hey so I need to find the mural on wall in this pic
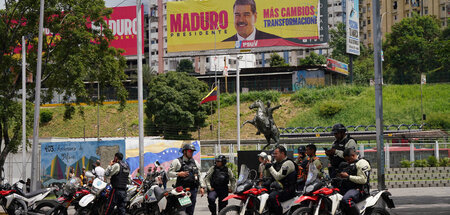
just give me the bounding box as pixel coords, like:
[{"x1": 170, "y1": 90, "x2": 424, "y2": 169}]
[
  {"x1": 293, "y1": 70, "x2": 325, "y2": 91},
  {"x1": 40, "y1": 140, "x2": 125, "y2": 185},
  {"x1": 126, "y1": 140, "x2": 200, "y2": 178}
]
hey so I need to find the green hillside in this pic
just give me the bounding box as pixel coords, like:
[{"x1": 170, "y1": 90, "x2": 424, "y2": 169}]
[{"x1": 39, "y1": 83, "x2": 449, "y2": 139}]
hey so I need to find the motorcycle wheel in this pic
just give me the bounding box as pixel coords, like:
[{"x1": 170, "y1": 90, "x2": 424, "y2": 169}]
[
  {"x1": 6, "y1": 199, "x2": 26, "y2": 215},
  {"x1": 365, "y1": 207, "x2": 390, "y2": 215},
  {"x1": 291, "y1": 207, "x2": 313, "y2": 215},
  {"x1": 132, "y1": 207, "x2": 162, "y2": 215},
  {"x1": 76, "y1": 207, "x2": 92, "y2": 215},
  {"x1": 34, "y1": 200, "x2": 57, "y2": 214},
  {"x1": 45, "y1": 205, "x2": 68, "y2": 215},
  {"x1": 218, "y1": 205, "x2": 240, "y2": 215}
]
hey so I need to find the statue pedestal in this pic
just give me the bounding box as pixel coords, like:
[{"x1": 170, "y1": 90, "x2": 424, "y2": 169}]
[{"x1": 236, "y1": 150, "x2": 295, "y2": 173}]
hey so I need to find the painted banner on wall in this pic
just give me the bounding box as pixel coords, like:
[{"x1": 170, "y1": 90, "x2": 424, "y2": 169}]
[
  {"x1": 167, "y1": 0, "x2": 327, "y2": 52},
  {"x1": 40, "y1": 140, "x2": 125, "y2": 185},
  {"x1": 126, "y1": 140, "x2": 201, "y2": 178}
]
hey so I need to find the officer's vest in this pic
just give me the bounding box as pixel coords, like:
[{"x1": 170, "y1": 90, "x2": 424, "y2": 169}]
[
  {"x1": 342, "y1": 159, "x2": 370, "y2": 193},
  {"x1": 330, "y1": 136, "x2": 356, "y2": 168},
  {"x1": 211, "y1": 166, "x2": 229, "y2": 189},
  {"x1": 175, "y1": 157, "x2": 199, "y2": 189},
  {"x1": 111, "y1": 161, "x2": 130, "y2": 190},
  {"x1": 273, "y1": 158, "x2": 298, "y2": 191}
]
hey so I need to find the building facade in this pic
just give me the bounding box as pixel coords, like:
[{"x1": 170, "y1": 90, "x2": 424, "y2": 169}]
[{"x1": 360, "y1": 0, "x2": 449, "y2": 46}]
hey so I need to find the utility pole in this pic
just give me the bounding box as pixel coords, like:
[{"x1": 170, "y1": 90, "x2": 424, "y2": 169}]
[
  {"x1": 137, "y1": 0, "x2": 145, "y2": 177},
  {"x1": 236, "y1": 56, "x2": 241, "y2": 151},
  {"x1": 22, "y1": 36, "x2": 27, "y2": 182},
  {"x1": 31, "y1": 0, "x2": 45, "y2": 192},
  {"x1": 372, "y1": 0, "x2": 385, "y2": 190}
]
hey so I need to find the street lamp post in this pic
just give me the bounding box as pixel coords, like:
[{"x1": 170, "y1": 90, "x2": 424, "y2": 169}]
[{"x1": 372, "y1": 0, "x2": 385, "y2": 190}]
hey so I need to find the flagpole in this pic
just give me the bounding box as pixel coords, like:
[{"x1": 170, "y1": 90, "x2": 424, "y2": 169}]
[{"x1": 217, "y1": 79, "x2": 221, "y2": 154}]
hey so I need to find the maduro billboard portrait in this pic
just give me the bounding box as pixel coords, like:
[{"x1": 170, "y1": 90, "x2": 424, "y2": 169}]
[{"x1": 167, "y1": 0, "x2": 326, "y2": 52}]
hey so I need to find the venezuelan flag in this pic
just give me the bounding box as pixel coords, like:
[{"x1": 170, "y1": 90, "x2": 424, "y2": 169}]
[{"x1": 200, "y1": 86, "x2": 217, "y2": 104}]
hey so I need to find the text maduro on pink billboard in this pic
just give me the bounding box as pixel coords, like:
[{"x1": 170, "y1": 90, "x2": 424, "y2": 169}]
[{"x1": 106, "y1": 6, "x2": 144, "y2": 56}]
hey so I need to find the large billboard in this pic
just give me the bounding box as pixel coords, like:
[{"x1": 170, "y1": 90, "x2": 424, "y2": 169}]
[
  {"x1": 345, "y1": 0, "x2": 360, "y2": 55},
  {"x1": 167, "y1": 0, "x2": 327, "y2": 53},
  {"x1": 105, "y1": 5, "x2": 144, "y2": 56}
]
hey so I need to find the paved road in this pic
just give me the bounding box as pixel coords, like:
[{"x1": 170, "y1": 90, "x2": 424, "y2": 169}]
[{"x1": 194, "y1": 187, "x2": 450, "y2": 215}]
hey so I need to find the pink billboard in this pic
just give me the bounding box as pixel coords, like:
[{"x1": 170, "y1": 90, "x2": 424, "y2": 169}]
[
  {"x1": 12, "y1": 6, "x2": 144, "y2": 56},
  {"x1": 106, "y1": 5, "x2": 144, "y2": 56}
]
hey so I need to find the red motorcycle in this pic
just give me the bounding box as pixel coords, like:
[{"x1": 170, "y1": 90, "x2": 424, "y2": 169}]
[{"x1": 47, "y1": 177, "x2": 91, "y2": 215}]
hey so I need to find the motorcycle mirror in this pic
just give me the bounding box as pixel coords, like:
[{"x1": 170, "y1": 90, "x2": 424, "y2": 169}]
[
  {"x1": 19, "y1": 180, "x2": 26, "y2": 184},
  {"x1": 155, "y1": 161, "x2": 160, "y2": 166}
]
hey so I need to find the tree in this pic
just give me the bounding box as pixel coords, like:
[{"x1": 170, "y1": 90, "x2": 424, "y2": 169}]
[
  {"x1": 328, "y1": 22, "x2": 348, "y2": 63},
  {"x1": 0, "y1": 0, "x2": 127, "y2": 172},
  {"x1": 299, "y1": 52, "x2": 327, "y2": 66},
  {"x1": 384, "y1": 15, "x2": 442, "y2": 84},
  {"x1": 269, "y1": 53, "x2": 289, "y2": 67},
  {"x1": 145, "y1": 71, "x2": 210, "y2": 139},
  {"x1": 176, "y1": 59, "x2": 194, "y2": 73}
]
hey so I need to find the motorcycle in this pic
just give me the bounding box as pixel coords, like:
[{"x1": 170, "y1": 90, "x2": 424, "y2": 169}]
[
  {"x1": 291, "y1": 179, "x2": 395, "y2": 215},
  {"x1": 76, "y1": 171, "x2": 144, "y2": 215},
  {"x1": 219, "y1": 165, "x2": 302, "y2": 215},
  {"x1": 131, "y1": 161, "x2": 191, "y2": 215},
  {"x1": 47, "y1": 177, "x2": 90, "y2": 215},
  {"x1": 0, "y1": 179, "x2": 58, "y2": 215}
]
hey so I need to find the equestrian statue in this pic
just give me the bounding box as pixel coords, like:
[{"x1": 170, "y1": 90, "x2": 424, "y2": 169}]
[{"x1": 242, "y1": 100, "x2": 281, "y2": 150}]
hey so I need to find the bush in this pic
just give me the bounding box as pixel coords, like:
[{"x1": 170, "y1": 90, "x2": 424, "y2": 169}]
[
  {"x1": 400, "y1": 159, "x2": 412, "y2": 168},
  {"x1": 413, "y1": 159, "x2": 429, "y2": 167},
  {"x1": 318, "y1": 101, "x2": 343, "y2": 117},
  {"x1": 226, "y1": 162, "x2": 238, "y2": 179},
  {"x1": 40, "y1": 109, "x2": 53, "y2": 125},
  {"x1": 290, "y1": 85, "x2": 364, "y2": 104},
  {"x1": 426, "y1": 113, "x2": 450, "y2": 130},
  {"x1": 439, "y1": 157, "x2": 450, "y2": 167},
  {"x1": 427, "y1": 156, "x2": 438, "y2": 167}
]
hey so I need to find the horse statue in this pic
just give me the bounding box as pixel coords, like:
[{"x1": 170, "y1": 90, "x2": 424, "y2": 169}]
[{"x1": 242, "y1": 100, "x2": 281, "y2": 150}]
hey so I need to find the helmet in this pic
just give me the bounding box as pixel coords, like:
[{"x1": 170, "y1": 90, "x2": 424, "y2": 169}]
[
  {"x1": 331, "y1": 123, "x2": 347, "y2": 134},
  {"x1": 257, "y1": 152, "x2": 268, "y2": 158},
  {"x1": 215, "y1": 155, "x2": 227, "y2": 165},
  {"x1": 297, "y1": 146, "x2": 306, "y2": 154},
  {"x1": 181, "y1": 143, "x2": 196, "y2": 152}
]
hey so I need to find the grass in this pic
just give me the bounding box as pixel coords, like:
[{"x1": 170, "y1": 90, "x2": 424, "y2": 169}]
[
  {"x1": 287, "y1": 83, "x2": 450, "y2": 128},
  {"x1": 39, "y1": 83, "x2": 449, "y2": 138}
]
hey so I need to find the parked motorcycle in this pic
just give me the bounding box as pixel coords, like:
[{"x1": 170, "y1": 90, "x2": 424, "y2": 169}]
[
  {"x1": 47, "y1": 177, "x2": 90, "y2": 215},
  {"x1": 219, "y1": 164, "x2": 302, "y2": 215},
  {"x1": 0, "y1": 179, "x2": 58, "y2": 215},
  {"x1": 131, "y1": 161, "x2": 191, "y2": 215},
  {"x1": 291, "y1": 179, "x2": 395, "y2": 215}
]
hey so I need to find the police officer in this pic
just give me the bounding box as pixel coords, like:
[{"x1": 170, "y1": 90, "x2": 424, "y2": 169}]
[
  {"x1": 265, "y1": 146, "x2": 298, "y2": 215},
  {"x1": 104, "y1": 152, "x2": 130, "y2": 215},
  {"x1": 204, "y1": 155, "x2": 236, "y2": 215},
  {"x1": 326, "y1": 123, "x2": 357, "y2": 178},
  {"x1": 168, "y1": 143, "x2": 205, "y2": 215},
  {"x1": 338, "y1": 148, "x2": 371, "y2": 215},
  {"x1": 296, "y1": 146, "x2": 308, "y2": 191}
]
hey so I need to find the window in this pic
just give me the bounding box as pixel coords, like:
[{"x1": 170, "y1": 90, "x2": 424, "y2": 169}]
[
  {"x1": 425, "y1": 9, "x2": 428, "y2": 14},
  {"x1": 329, "y1": 14, "x2": 333, "y2": 17},
  {"x1": 443, "y1": 6, "x2": 446, "y2": 11},
  {"x1": 368, "y1": 31, "x2": 371, "y2": 38},
  {"x1": 206, "y1": 57, "x2": 209, "y2": 63},
  {"x1": 393, "y1": 1, "x2": 398, "y2": 10},
  {"x1": 405, "y1": 0, "x2": 408, "y2": 4},
  {"x1": 394, "y1": 15, "x2": 397, "y2": 20}
]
